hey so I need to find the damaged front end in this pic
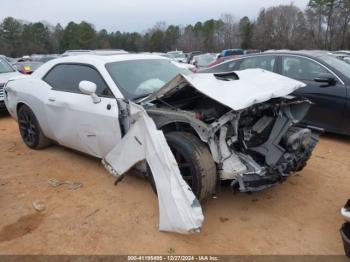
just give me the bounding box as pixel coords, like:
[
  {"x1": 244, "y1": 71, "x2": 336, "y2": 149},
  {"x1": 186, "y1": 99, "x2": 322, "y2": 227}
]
[
  {"x1": 101, "y1": 69, "x2": 319, "y2": 234},
  {"x1": 217, "y1": 98, "x2": 318, "y2": 192},
  {"x1": 141, "y1": 69, "x2": 319, "y2": 193}
]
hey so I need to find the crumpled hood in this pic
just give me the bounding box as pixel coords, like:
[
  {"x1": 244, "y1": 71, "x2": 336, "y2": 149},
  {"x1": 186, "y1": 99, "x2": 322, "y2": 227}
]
[{"x1": 142, "y1": 69, "x2": 306, "y2": 111}]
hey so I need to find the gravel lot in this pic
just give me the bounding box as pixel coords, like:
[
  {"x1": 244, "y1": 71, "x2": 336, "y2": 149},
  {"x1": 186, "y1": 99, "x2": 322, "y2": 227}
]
[{"x1": 0, "y1": 113, "x2": 349, "y2": 255}]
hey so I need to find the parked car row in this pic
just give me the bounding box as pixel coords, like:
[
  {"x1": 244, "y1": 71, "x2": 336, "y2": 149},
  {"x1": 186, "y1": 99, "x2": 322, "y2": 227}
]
[
  {"x1": 2, "y1": 48, "x2": 350, "y2": 137},
  {"x1": 3, "y1": 50, "x2": 130, "y2": 77},
  {"x1": 334, "y1": 51, "x2": 350, "y2": 64},
  {"x1": 0, "y1": 55, "x2": 21, "y2": 111},
  {"x1": 199, "y1": 50, "x2": 350, "y2": 136}
]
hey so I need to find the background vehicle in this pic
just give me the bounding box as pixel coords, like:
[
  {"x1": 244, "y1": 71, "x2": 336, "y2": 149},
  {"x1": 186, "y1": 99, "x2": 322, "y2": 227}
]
[
  {"x1": 333, "y1": 53, "x2": 350, "y2": 64},
  {"x1": 186, "y1": 51, "x2": 202, "y2": 64},
  {"x1": 4, "y1": 54, "x2": 318, "y2": 201},
  {"x1": 207, "y1": 53, "x2": 243, "y2": 68},
  {"x1": 166, "y1": 51, "x2": 186, "y2": 63},
  {"x1": 0, "y1": 55, "x2": 20, "y2": 111},
  {"x1": 244, "y1": 49, "x2": 261, "y2": 54},
  {"x1": 61, "y1": 49, "x2": 128, "y2": 56},
  {"x1": 4, "y1": 56, "x2": 17, "y2": 65},
  {"x1": 220, "y1": 49, "x2": 244, "y2": 58},
  {"x1": 199, "y1": 51, "x2": 350, "y2": 135},
  {"x1": 171, "y1": 61, "x2": 196, "y2": 71},
  {"x1": 159, "y1": 53, "x2": 196, "y2": 71},
  {"x1": 190, "y1": 53, "x2": 216, "y2": 69},
  {"x1": 31, "y1": 54, "x2": 60, "y2": 63},
  {"x1": 13, "y1": 61, "x2": 43, "y2": 74},
  {"x1": 335, "y1": 50, "x2": 350, "y2": 56}
]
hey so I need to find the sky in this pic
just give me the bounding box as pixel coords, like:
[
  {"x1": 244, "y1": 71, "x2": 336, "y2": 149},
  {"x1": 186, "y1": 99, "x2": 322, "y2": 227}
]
[{"x1": 1, "y1": 0, "x2": 310, "y2": 32}]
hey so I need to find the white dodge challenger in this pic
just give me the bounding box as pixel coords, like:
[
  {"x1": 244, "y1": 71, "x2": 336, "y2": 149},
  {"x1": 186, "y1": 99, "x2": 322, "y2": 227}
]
[{"x1": 4, "y1": 54, "x2": 318, "y2": 201}]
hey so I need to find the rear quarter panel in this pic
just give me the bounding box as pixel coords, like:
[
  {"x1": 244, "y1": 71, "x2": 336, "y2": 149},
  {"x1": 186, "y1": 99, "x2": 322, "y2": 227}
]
[{"x1": 5, "y1": 77, "x2": 54, "y2": 139}]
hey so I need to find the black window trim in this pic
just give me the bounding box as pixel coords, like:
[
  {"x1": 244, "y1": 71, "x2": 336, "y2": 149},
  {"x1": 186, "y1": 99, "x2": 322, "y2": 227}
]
[{"x1": 43, "y1": 62, "x2": 115, "y2": 98}]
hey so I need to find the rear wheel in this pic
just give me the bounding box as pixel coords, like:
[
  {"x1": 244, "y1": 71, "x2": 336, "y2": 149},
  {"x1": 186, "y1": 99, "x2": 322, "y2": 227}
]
[
  {"x1": 17, "y1": 105, "x2": 50, "y2": 149},
  {"x1": 147, "y1": 131, "x2": 217, "y2": 202}
]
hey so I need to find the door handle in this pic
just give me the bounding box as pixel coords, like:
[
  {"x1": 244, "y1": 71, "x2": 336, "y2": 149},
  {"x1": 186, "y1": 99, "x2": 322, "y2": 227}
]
[{"x1": 48, "y1": 98, "x2": 56, "y2": 102}]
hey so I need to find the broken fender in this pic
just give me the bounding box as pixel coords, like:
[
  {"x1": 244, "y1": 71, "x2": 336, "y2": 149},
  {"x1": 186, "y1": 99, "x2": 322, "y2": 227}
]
[{"x1": 103, "y1": 102, "x2": 203, "y2": 234}]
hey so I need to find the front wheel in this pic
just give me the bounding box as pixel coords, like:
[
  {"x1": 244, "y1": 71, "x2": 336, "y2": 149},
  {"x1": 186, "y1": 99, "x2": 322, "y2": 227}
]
[
  {"x1": 17, "y1": 104, "x2": 51, "y2": 149},
  {"x1": 147, "y1": 131, "x2": 217, "y2": 202}
]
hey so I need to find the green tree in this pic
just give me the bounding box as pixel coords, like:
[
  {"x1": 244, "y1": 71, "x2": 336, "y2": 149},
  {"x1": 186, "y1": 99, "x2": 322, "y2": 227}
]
[
  {"x1": 239, "y1": 16, "x2": 254, "y2": 49},
  {"x1": 60, "y1": 21, "x2": 97, "y2": 51},
  {"x1": 148, "y1": 30, "x2": 164, "y2": 52},
  {"x1": 164, "y1": 25, "x2": 180, "y2": 51},
  {"x1": 52, "y1": 23, "x2": 63, "y2": 53},
  {"x1": 202, "y1": 19, "x2": 216, "y2": 51},
  {"x1": 21, "y1": 22, "x2": 52, "y2": 55},
  {"x1": 307, "y1": 0, "x2": 339, "y2": 49},
  {"x1": 0, "y1": 17, "x2": 23, "y2": 56},
  {"x1": 97, "y1": 29, "x2": 111, "y2": 49}
]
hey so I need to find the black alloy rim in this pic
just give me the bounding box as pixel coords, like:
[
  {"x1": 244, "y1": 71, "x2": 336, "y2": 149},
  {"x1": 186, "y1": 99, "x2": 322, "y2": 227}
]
[{"x1": 18, "y1": 111, "x2": 37, "y2": 145}]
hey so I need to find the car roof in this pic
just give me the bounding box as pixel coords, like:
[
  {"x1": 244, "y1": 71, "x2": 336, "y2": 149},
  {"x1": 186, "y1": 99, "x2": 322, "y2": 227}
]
[
  {"x1": 32, "y1": 54, "x2": 171, "y2": 79},
  {"x1": 50, "y1": 54, "x2": 168, "y2": 65},
  {"x1": 254, "y1": 50, "x2": 331, "y2": 57},
  {"x1": 217, "y1": 50, "x2": 334, "y2": 64}
]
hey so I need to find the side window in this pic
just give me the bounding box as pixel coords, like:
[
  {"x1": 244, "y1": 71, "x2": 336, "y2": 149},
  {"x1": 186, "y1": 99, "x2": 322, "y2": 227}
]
[
  {"x1": 282, "y1": 56, "x2": 329, "y2": 81},
  {"x1": 238, "y1": 56, "x2": 277, "y2": 72},
  {"x1": 44, "y1": 64, "x2": 113, "y2": 97},
  {"x1": 213, "y1": 60, "x2": 238, "y2": 72}
]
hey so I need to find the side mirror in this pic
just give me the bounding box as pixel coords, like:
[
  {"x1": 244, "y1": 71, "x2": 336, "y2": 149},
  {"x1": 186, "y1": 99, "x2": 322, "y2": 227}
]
[
  {"x1": 314, "y1": 74, "x2": 337, "y2": 87},
  {"x1": 79, "y1": 80, "x2": 101, "y2": 104}
]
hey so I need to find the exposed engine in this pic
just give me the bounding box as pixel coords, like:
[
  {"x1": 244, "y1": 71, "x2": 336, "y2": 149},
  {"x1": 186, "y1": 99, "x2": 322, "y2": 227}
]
[
  {"x1": 145, "y1": 84, "x2": 319, "y2": 193},
  {"x1": 226, "y1": 99, "x2": 319, "y2": 192}
]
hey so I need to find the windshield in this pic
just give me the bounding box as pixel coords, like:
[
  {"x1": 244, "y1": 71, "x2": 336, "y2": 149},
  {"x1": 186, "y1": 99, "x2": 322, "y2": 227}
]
[
  {"x1": 106, "y1": 59, "x2": 191, "y2": 100},
  {"x1": 0, "y1": 57, "x2": 15, "y2": 74},
  {"x1": 320, "y1": 55, "x2": 350, "y2": 79}
]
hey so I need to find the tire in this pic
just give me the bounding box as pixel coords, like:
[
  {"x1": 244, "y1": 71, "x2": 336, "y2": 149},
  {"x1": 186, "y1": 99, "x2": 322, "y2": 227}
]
[
  {"x1": 17, "y1": 104, "x2": 51, "y2": 149},
  {"x1": 147, "y1": 131, "x2": 217, "y2": 202}
]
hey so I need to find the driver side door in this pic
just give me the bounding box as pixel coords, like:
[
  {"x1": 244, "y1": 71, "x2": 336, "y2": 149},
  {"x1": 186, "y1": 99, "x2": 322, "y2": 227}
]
[{"x1": 43, "y1": 63, "x2": 122, "y2": 158}]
